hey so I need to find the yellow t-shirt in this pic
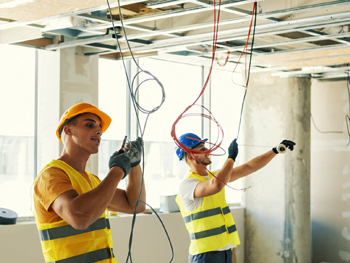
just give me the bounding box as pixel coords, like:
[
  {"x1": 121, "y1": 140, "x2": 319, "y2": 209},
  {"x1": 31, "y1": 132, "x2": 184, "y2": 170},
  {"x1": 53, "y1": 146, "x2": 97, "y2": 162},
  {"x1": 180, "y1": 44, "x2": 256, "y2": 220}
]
[{"x1": 33, "y1": 166, "x2": 101, "y2": 224}]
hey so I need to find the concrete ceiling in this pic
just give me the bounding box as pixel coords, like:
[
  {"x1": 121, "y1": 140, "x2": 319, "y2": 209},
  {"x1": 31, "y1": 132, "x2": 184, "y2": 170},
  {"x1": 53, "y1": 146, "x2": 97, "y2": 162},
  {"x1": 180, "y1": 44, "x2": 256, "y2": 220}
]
[{"x1": 1, "y1": 0, "x2": 350, "y2": 80}]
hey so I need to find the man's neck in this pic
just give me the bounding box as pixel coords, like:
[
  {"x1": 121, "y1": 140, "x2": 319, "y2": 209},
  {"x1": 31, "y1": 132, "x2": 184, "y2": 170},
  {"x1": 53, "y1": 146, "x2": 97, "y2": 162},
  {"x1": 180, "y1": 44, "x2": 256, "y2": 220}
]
[
  {"x1": 190, "y1": 164, "x2": 208, "y2": 176},
  {"x1": 58, "y1": 148, "x2": 90, "y2": 174}
]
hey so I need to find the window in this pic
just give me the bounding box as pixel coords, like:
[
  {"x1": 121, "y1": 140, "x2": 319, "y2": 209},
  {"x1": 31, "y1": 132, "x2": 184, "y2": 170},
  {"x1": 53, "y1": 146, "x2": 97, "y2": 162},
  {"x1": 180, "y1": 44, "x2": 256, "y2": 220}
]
[
  {"x1": 210, "y1": 68, "x2": 245, "y2": 204},
  {"x1": 138, "y1": 58, "x2": 203, "y2": 207},
  {"x1": 98, "y1": 59, "x2": 127, "y2": 183},
  {"x1": 98, "y1": 57, "x2": 244, "y2": 209},
  {"x1": 0, "y1": 45, "x2": 35, "y2": 217}
]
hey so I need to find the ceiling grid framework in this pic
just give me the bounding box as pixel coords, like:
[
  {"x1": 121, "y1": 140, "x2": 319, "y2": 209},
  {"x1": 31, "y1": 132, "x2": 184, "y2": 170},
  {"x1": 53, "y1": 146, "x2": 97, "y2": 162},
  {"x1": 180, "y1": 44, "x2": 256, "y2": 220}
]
[{"x1": 0, "y1": 0, "x2": 350, "y2": 80}]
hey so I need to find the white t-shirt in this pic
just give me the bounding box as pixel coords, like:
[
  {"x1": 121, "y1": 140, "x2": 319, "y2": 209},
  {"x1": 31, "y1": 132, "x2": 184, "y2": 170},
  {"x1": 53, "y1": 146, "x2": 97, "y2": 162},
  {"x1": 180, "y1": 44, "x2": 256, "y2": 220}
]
[{"x1": 178, "y1": 174, "x2": 236, "y2": 254}]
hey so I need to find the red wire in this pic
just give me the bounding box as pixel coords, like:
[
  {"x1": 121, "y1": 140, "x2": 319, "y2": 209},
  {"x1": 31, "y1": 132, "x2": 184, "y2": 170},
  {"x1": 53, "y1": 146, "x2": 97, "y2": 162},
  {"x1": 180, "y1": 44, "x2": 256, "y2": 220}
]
[
  {"x1": 171, "y1": 1, "x2": 256, "y2": 191},
  {"x1": 232, "y1": 2, "x2": 257, "y2": 88}
]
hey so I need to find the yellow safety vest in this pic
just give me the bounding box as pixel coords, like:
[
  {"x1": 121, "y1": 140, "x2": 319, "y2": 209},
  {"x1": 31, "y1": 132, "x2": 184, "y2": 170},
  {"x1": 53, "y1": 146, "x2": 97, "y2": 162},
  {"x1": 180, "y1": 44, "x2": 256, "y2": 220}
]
[
  {"x1": 175, "y1": 171, "x2": 240, "y2": 254},
  {"x1": 34, "y1": 159, "x2": 117, "y2": 263}
]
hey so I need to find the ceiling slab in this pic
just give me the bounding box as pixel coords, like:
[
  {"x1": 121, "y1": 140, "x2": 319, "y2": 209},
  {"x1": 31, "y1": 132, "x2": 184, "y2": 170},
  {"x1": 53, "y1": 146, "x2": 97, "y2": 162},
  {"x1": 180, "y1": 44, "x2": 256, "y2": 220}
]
[
  {"x1": 1, "y1": 0, "x2": 350, "y2": 80},
  {"x1": 0, "y1": 0, "x2": 134, "y2": 22}
]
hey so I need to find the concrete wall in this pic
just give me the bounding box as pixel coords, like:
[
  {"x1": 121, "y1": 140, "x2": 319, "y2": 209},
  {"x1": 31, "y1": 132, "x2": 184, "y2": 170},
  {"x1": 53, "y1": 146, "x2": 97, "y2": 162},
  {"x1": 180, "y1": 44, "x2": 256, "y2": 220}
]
[
  {"x1": 59, "y1": 47, "x2": 100, "y2": 174},
  {"x1": 310, "y1": 79, "x2": 350, "y2": 263},
  {"x1": 0, "y1": 207, "x2": 244, "y2": 263},
  {"x1": 241, "y1": 72, "x2": 311, "y2": 263}
]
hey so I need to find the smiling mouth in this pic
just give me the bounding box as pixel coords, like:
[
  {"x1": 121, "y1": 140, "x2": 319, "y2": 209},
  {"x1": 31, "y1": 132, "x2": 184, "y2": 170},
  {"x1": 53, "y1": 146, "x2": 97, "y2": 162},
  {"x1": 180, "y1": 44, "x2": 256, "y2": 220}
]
[{"x1": 91, "y1": 138, "x2": 100, "y2": 144}]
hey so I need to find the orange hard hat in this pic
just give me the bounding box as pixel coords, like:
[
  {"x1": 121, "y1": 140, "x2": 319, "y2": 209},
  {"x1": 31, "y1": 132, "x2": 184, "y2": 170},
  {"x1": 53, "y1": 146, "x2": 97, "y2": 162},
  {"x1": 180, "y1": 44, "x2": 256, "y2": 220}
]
[{"x1": 56, "y1": 103, "x2": 111, "y2": 142}]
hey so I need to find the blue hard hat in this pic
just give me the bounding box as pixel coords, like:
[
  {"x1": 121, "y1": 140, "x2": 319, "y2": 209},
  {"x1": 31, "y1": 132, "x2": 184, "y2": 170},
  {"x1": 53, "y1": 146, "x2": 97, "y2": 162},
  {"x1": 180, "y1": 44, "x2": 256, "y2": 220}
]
[{"x1": 176, "y1": 133, "x2": 208, "y2": 161}]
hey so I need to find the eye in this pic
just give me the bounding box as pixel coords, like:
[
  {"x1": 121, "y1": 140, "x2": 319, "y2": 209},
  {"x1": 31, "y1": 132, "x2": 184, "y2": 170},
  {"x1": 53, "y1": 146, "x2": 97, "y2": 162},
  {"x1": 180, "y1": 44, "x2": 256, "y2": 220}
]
[{"x1": 86, "y1": 123, "x2": 94, "y2": 128}]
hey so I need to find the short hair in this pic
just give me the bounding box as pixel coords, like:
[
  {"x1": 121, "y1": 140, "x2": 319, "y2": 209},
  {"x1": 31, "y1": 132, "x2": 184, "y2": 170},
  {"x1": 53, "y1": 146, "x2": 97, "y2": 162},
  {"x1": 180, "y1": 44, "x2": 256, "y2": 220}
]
[
  {"x1": 59, "y1": 114, "x2": 81, "y2": 139},
  {"x1": 183, "y1": 152, "x2": 189, "y2": 163}
]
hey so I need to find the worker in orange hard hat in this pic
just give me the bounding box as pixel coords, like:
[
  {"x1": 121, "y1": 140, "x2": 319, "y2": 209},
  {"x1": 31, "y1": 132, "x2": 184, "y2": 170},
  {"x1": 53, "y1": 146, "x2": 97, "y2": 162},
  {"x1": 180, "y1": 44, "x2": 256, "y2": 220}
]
[{"x1": 33, "y1": 102, "x2": 145, "y2": 263}]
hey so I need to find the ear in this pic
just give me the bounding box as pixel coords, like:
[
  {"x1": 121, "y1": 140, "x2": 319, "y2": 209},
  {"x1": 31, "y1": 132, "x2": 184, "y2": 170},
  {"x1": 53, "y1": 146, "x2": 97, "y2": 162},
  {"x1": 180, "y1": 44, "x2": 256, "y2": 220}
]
[
  {"x1": 63, "y1": 125, "x2": 73, "y2": 136},
  {"x1": 187, "y1": 153, "x2": 194, "y2": 161}
]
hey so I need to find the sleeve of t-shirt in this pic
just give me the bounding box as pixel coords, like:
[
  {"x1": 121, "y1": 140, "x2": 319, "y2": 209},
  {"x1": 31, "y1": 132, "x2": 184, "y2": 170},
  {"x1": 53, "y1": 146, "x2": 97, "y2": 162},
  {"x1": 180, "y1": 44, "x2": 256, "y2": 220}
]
[
  {"x1": 178, "y1": 178, "x2": 204, "y2": 213},
  {"x1": 34, "y1": 167, "x2": 74, "y2": 211}
]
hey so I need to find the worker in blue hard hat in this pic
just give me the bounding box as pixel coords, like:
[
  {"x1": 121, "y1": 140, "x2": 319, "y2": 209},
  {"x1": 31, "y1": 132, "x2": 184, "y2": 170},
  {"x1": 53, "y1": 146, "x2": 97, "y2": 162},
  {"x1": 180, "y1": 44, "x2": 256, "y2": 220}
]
[{"x1": 175, "y1": 133, "x2": 296, "y2": 263}]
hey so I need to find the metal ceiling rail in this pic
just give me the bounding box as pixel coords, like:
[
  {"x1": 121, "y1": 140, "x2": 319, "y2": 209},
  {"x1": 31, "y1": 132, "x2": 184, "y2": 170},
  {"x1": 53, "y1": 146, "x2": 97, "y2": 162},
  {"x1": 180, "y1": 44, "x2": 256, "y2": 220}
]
[
  {"x1": 76, "y1": 0, "x2": 349, "y2": 46},
  {"x1": 148, "y1": 0, "x2": 197, "y2": 9},
  {"x1": 271, "y1": 66, "x2": 350, "y2": 77},
  {"x1": 82, "y1": 0, "x2": 260, "y2": 31},
  {"x1": 148, "y1": 0, "x2": 260, "y2": 9},
  {"x1": 71, "y1": 7, "x2": 345, "y2": 54},
  {"x1": 259, "y1": 0, "x2": 350, "y2": 18},
  {"x1": 99, "y1": 16, "x2": 349, "y2": 61},
  {"x1": 45, "y1": 34, "x2": 115, "y2": 50},
  {"x1": 300, "y1": 29, "x2": 350, "y2": 46},
  {"x1": 112, "y1": 11, "x2": 350, "y2": 54},
  {"x1": 210, "y1": 31, "x2": 350, "y2": 54},
  {"x1": 122, "y1": 24, "x2": 182, "y2": 37},
  {"x1": 81, "y1": 0, "x2": 347, "y2": 32}
]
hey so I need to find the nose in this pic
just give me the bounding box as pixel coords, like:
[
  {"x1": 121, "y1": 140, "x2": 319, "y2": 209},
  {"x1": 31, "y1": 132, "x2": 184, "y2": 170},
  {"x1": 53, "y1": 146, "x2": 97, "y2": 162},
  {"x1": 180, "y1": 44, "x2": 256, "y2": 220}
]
[{"x1": 95, "y1": 127, "x2": 102, "y2": 136}]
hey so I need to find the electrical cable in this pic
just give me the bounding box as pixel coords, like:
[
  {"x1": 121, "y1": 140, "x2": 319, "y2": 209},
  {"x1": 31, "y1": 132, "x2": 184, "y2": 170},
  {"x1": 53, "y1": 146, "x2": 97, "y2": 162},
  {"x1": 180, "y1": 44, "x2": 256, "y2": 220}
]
[
  {"x1": 171, "y1": 2, "x2": 257, "y2": 192},
  {"x1": 236, "y1": 2, "x2": 257, "y2": 140},
  {"x1": 310, "y1": 113, "x2": 343, "y2": 134},
  {"x1": 216, "y1": 50, "x2": 230, "y2": 66},
  {"x1": 140, "y1": 201, "x2": 174, "y2": 263},
  {"x1": 105, "y1": 1, "x2": 171, "y2": 262}
]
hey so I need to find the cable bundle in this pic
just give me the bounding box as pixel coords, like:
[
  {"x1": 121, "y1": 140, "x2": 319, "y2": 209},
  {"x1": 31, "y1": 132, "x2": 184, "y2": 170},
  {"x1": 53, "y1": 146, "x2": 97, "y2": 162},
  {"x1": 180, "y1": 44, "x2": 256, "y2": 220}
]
[{"x1": 171, "y1": 2, "x2": 258, "y2": 190}]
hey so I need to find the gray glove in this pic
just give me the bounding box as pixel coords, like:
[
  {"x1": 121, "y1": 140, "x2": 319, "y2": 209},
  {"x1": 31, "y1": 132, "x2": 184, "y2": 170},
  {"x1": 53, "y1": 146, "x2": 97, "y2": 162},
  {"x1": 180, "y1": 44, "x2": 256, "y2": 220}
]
[
  {"x1": 124, "y1": 137, "x2": 143, "y2": 167},
  {"x1": 228, "y1": 138, "x2": 238, "y2": 161},
  {"x1": 109, "y1": 150, "x2": 131, "y2": 179}
]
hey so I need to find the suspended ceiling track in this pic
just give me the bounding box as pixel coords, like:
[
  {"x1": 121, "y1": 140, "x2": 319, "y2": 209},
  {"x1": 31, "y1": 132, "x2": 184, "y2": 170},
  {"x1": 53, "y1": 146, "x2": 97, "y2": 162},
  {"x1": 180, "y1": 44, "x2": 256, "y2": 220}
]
[{"x1": 1, "y1": 0, "x2": 350, "y2": 79}]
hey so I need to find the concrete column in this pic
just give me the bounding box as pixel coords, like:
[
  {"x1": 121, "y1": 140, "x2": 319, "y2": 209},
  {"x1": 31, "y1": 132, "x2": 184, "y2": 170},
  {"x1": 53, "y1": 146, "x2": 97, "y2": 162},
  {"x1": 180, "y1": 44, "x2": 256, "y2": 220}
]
[
  {"x1": 37, "y1": 49, "x2": 60, "y2": 172},
  {"x1": 59, "y1": 46, "x2": 99, "y2": 174},
  {"x1": 241, "y1": 72, "x2": 311, "y2": 263}
]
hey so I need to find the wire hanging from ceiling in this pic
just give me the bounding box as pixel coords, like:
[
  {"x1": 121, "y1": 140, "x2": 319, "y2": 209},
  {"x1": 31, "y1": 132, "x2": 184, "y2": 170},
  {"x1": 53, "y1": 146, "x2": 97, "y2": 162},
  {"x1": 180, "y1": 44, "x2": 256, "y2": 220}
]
[
  {"x1": 171, "y1": 2, "x2": 258, "y2": 191},
  {"x1": 105, "y1": 1, "x2": 171, "y2": 263}
]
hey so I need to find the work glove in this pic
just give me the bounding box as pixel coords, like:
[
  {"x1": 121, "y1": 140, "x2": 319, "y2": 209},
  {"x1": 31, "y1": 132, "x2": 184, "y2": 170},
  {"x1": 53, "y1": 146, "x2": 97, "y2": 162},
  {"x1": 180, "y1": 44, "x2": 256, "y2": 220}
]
[
  {"x1": 228, "y1": 138, "x2": 239, "y2": 161},
  {"x1": 272, "y1": 140, "x2": 296, "y2": 154},
  {"x1": 124, "y1": 137, "x2": 143, "y2": 167},
  {"x1": 109, "y1": 150, "x2": 131, "y2": 179}
]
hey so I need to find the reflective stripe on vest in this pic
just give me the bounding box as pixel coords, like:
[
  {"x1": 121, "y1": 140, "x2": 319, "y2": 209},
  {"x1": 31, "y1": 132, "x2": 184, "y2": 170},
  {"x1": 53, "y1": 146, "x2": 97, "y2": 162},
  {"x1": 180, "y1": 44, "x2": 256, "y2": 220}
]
[
  {"x1": 47, "y1": 247, "x2": 114, "y2": 263},
  {"x1": 35, "y1": 160, "x2": 116, "y2": 263},
  {"x1": 175, "y1": 171, "x2": 241, "y2": 254},
  {"x1": 40, "y1": 217, "x2": 110, "y2": 241},
  {"x1": 183, "y1": 206, "x2": 231, "y2": 224}
]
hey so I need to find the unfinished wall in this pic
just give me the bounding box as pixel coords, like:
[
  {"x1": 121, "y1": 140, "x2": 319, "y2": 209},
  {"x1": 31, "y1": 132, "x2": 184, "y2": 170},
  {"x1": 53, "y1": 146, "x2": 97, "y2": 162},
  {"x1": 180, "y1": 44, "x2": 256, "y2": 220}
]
[
  {"x1": 241, "y1": 72, "x2": 311, "y2": 263},
  {"x1": 0, "y1": 208, "x2": 244, "y2": 263},
  {"x1": 310, "y1": 79, "x2": 350, "y2": 263}
]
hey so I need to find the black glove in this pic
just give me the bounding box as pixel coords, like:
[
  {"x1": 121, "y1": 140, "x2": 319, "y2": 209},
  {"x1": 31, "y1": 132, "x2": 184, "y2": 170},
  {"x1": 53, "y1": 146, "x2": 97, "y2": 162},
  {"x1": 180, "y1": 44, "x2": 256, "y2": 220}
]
[
  {"x1": 272, "y1": 140, "x2": 296, "y2": 154},
  {"x1": 228, "y1": 138, "x2": 239, "y2": 161},
  {"x1": 109, "y1": 150, "x2": 131, "y2": 179},
  {"x1": 124, "y1": 137, "x2": 143, "y2": 167}
]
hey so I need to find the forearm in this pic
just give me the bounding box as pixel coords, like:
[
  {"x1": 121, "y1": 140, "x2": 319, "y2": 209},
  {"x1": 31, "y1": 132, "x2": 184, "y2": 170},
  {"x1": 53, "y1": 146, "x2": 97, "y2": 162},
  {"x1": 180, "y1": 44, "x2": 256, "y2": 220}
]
[
  {"x1": 213, "y1": 158, "x2": 234, "y2": 187},
  {"x1": 55, "y1": 166, "x2": 124, "y2": 229},
  {"x1": 247, "y1": 150, "x2": 276, "y2": 171},
  {"x1": 230, "y1": 150, "x2": 276, "y2": 182},
  {"x1": 125, "y1": 165, "x2": 146, "y2": 213}
]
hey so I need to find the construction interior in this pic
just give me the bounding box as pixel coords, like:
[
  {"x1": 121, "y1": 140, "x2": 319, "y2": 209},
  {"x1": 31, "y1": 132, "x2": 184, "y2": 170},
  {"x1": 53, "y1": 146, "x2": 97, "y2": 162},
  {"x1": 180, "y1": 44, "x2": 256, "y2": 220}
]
[{"x1": 0, "y1": 0, "x2": 349, "y2": 262}]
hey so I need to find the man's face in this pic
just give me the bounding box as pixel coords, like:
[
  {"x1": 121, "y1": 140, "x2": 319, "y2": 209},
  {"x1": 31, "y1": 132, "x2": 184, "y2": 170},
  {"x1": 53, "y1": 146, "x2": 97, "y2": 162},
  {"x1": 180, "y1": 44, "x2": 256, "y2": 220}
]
[
  {"x1": 192, "y1": 143, "x2": 212, "y2": 166},
  {"x1": 68, "y1": 113, "x2": 102, "y2": 154}
]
